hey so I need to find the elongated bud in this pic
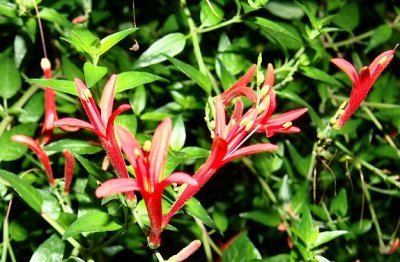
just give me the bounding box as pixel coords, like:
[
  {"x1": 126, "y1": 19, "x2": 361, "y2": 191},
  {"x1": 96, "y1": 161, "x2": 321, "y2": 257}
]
[{"x1": 40, "y1": 58, "x2": 51, "y2": 71}]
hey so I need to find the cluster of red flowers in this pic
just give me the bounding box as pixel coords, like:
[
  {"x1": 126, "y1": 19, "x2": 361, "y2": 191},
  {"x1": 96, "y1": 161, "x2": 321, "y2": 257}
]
[{"x1": 13, "y1": 47, "x2": 395, "y2": 248}]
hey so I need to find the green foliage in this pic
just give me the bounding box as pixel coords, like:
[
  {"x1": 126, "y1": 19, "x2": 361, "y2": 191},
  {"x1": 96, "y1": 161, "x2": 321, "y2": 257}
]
[{"x1": 0, "y1": 0, "x2": 399, "y2": 261}]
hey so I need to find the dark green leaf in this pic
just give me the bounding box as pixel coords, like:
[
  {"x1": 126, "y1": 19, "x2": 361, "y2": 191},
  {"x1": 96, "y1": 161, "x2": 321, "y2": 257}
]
[
  {"x1": 266, "y1": 1, "x2": 304, "y2": 20},
  {"x1": 39, "y1": 7, "x2": 72, "y2": 29},
  {"x1": 74, "y1": 154, "x2": 114, "y2": 182},
  {"x1": 0, "y1": 124, "x2": 36, "y2": 161},
  {"x1": 365, "y1": 25, "x2": 392, "y2": 53},
  {"x1": 44, "y1": 139, "x2": 102, "y2": 156},
  {"x1": 18, "y1": 92, "x2": 44, "y2": 123},
  {"x1": 63, "y1": 212, "x2": 122, "y2": 239},
  {"x1": 30, "y1": 234, "x2": 65, "y2": 262},
  {"x1": 301, "y1": 66, "x2": 342, "y2": 86},
  {"x1": 0, "y1": 55, "x2": 22, "y2": 99},
  {"x1": 130, "y1": 85, "x2": 146, "y2": 115},
  {"x1": 0, "y1": 169, "x2": 42, "y2": 213},
  {"x1": 240, "y1": 210, "x2": 281, "y2": 227},
  {"x1": 116, "y1": 71, "x2": 165, "y2": 93},
  {"x1": 330, "y1": 188, "x2": 348, "y2": 217},
  {"x1": 332, "y1": 2, "x2": 359, "y2": 31},
  {"x1": 250, "y1": 17, "x2": 301, "y2": 42},
  {"x1": 311, "y1": 230, "x2": 347, "y2": 249},
  {"x1": 222, "y1": 232, "x2": 261, "y2": 262},
  {"x1": 100, "y1": 28, "x2": 138, "y2": 56},
  {"x1": 28, "y1": 79, "x2": 77, "y2": 96},
  {"x1": 184, "y1": 197, "x2": 220, "y2": 232},
  {"x1": 170, "y1": 115, "x2": 186, "y2": 151},
  {"x1": 200, "y1": 0, "x2": 224, "y2": 27},
  {"x1": 134, "y1": 33, "x2": 187, "y2": 68},
  {"x1": 166, "y1": 55, "x2": 212, "y2": 94},
  {"x1": 83, "y1": 62, "x2": 108, "y2": 88}
]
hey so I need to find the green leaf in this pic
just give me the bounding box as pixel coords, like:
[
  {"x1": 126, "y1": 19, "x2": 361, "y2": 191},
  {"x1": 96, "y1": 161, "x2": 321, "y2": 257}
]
[
  {"x1": 0, "y1": 2, "x2": 17, "y2": 18},
  {"x1": 0, "y1": 123, "x2": 36, "y2": 161},
  {"x1": 299, "y1": 206, "x2": 318, "y2": 246},
  {"x1": 250, "y1": 17, "x2": 301, "y2": 42},
  {"x1": 200, "y1": 0, "x2": 224, "y2": 27},
  {"x1": 83, "y1": 62, "x2": 108, "y2": 88},
  {"x1": 330, "y1": 188, "x2": 348, "y2": 217},
  {"x1": 62, "y1": 25, "x2": 101, "y2": 62},
  {"x1": 44, "y1": 139, "x2": 103, "y2": 156},
  {"x1": 116, "y1": 71, "x2": 165, "y2": 93},
  {"x1": 14, "y1": 35, "x2": 27, "y2": 68},
  {"x1": 332, "y1": 2, "x2": 359, "y2": 31},
  {"x1": 61, "y1": 55, "x2": 85, "y2": 80},
  {"x1": 63, "y1": 212, "x2": 122, "y2": 239},
  {"x1": 100, "y1": 28, "x2": 138, "y2": 56},
  {"x1": 130, "y1": 85, "x2": 146, "y2": 115},
  {"x1": 222, "y1": 232, "x2": 261, "y2": 262},
  {"x1": 170, "y1": 115, "x2": 186, "y2": 151},
  {"x1": 115, "y1": 114, "x2": 137, "y2": 136},
  {"x1": 240, "y1": 210, "x2": 281, "y2": 227},
  {"x1": 74, "y1": 154, "x2": 114, "y2": 182},
  {"x1": 365, "y1": 25, "x2": 392, "y2": 53},
  {"x1": 28, "y1": 79, "x2": 77, "y2": 96},
  {"x1": 134, "y1": 33, "x2": 187, "y2": 68},
  {"x1": 18, "y1": 92, "x2": 44, "y2": 123},
  {"x1": 166, "y1": 55, "x2": 212, "y2": 94},
  {"x1": 181, "y1": 147, "x2": 210, "y2": 159},
  {"x1": 30, "y1": 234, "x2": 65, "y2": 262},
  {"x1": 311, "y1": 230, "x2": 347, "y2": 249},
  {"x1": 350, "y1": 219, "x2": 372, "y2": 235},
  {"x1": 39, "y1": 7, "x2": 72, "y2": 29},
  {"x1": 216, "y1": 58, "x2": 236, "y2": 90},
  {"x1": 285, "y1": 141, "x2": 309, "y2": 177},
  {"x1": 0, "y1": 55, "x2": 22, "y2": 99},
  {"x1": 301, "y1": 66, "x2": 342, "y2": 86},
  {"x1": 0, "y1": 169, "x2": 43, "y2": 213},
  {"x1": 266, "y1": 1, "x2": 304, "y2": 20},
  {"x1": 184, "y1": 197, "x2": 220, "y2": 232}
]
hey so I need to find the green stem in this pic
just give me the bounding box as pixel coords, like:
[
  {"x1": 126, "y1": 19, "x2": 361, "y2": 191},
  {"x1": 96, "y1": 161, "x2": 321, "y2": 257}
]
[
  {"x1": 325, "y1": 30, "x2": 373, "y2": 49},
  {"x1": 195, "y1": 218, "x2": 213, "y2": 262},
  {"x1": 181, "y1": 0, "x2": 220, "y2": 94},
  {"x1": 361, "y1": 172, "x2": 386, "y2": 252},
  {"x1": 0, "y1": 85, "x2": 40, "y2": 136},
  {"x1": 1, "y1": 199, "x2": 12, "y2": 262},
  {"x1": 362, "y1": 106, "x2": 400, "y2": 157},
  {"x1": 197, "y1": 15, "x2": 242, "y2": 34}
]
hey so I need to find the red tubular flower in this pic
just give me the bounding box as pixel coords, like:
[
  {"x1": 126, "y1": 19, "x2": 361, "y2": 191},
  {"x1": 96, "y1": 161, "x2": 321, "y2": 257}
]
[
  {"x1": 162, "y1": 63, "x2": 307, "y2": 229},
  {"x1": 95, "y1": 118, "x2": 197, "y2": 248},
  {"x1": 331, "y1": 47, "x2": 396, "y2": 128},
  {"x1": 54, "y1": 75, "x2": 133, "y2": 199},
  {"x1": 39, "y1": 58, "x2": 58, "y2": 145},
  {"x1": 63, "y1": 149, "x2": 75, "y2": 194},
  {"x1": 11, "y1": 135, "x2": 55, "y2": 186}
]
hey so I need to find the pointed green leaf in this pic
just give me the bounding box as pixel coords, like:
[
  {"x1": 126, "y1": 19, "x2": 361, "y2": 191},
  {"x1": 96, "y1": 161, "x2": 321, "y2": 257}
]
[
  {"x1": 116, "y1": 71, "x2": 165, "y2": 93},
  {"x1": 222, "y1": 232, "x2": 262, "y2": 262},
  {"x1": 74, "y1": 154, "x2": 114, "y2": 182},
  {"x1": 39, "y1": 7, "x2": 72, "y2": 29},
  {"x1": 28, "y1": 79, "x2": 77, "y2": 96},
  {"x1": 100, "y1": 28, "x2": 138, "y2": 56},
  {"x1": 30, "y1": 234, "x2": 65, "y2": 262},
  {"x1": 0, "y1": 123, "x2": 37, "y2": 161},
  {"x1": 170, "y1": 115, "x2": 186, "y2": 151},
  {"x1": 0, "y1": 169, "x2": 43, "y2": 213},
  {"x1": 130, "y1": 85, "x2": 146, "y2": 115},
  {"x1": 301, "y1": 66, "x2": 342, "y2": 86},
  {"x1": 62, "y1": 25, "x2": 101, "y2": 62},
  {"x1": 44, "y1": 139, "x2": 102, "y2": 156},
  {"x1": 0, "y1": 55, "x2": 22, "y2": 99},
  {"x1": 365, "y1": 25, "x2": 392, "y2": 53},
  {"x1": 250, "y1": 17, "x2": 301, "y2": 42},
  {"x1": 63, "y1": 212, "x2": 122, "y2": 239},
  {"x1": 200, "y1": 0, "x2": 224, "y2": 27},
  {"x1": 166, "y1": 55, "x2": 212, "y2": 94},
  {"x1": 312, "y1": 230, "x2": 347, "y2": 249},
  {"x1": 184, "y1": 197, "x2": 220, "y2": 233},
  {"x1": 240, "y1": 210, "x2": 281, "y2": 227},
  {"x1": 134, "y1": 33, "x2": 187, "y2": 68},
  {"x1": 330, "y1": 188, "x2": 348, "y2": 217},
  {"x1": 83, "y1": 62, "x2": 108, "y2": 88}
]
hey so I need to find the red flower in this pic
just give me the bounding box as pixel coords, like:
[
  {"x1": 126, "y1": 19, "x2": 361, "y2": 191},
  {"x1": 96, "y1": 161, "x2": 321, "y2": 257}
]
[
  {"x1": 331, "y1": 47, "x2": 396, "y2": 128},
  {"x1": 95, "y1": 118, "x2": 197, "y2": 248},
  {"x1": 39, "y1": 58, "x2": 58, "y2": 145},
  {"x1": 162, "y1": 64, "x2": 307, "y2": 229},
  {"x1": 63, "y1": 149, "x2": 75, "y2": 194},
  {"x1": 55, "y1": 75, "x2": 130, "y2": 179},
  {"x1": 11, "y1": 135, "x2": 55, "y2": 186}
]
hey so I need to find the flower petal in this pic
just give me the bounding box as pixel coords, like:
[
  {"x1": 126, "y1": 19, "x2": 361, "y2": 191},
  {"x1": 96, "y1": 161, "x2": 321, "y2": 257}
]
[
  {"x1": 159, "y1": 172, "x2": 198, "y2": 189},
  {"x1": 331, "y1": 58, "x2": 358, "y2": 84},
  {"x1": 368, "y1": 48, "x2": 395, "y2": 80},
  {"x1": 263, "y1": 63, "x2": 275, "y2": 88},
  {"x1": 11, "y1": 135, "x2": 55, "y2": 185},
  {"x1": 95, "y1": 178, "x2": 140, "y2": 198},
  {"x1": 55, "y1": 118, "x2": 97, "y2": 133},
  {"x1": 100, "y1": 74, "x2": 117, "y2": 125},
  {"x1": 220, "y1": 65, "x2": 257, "y2": 104},
  {"x1": 215, "y1": 96, "x2": 226, "y2": 139},
  {"x1": 265, "y1": 108, "x2": 308, "y2": 126},
  {"x1": 63, "y1": 149, "x2": 75, "y2": 194},
  {"x1": 149, "y1": 118, "x2": 172, "y2": 184},
  {"x1": 224, "y1": 143, "x2": 278, "y2": 163},
  {"x1": 75, "y1": 78, "x2": 106, "y2": 134}
]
